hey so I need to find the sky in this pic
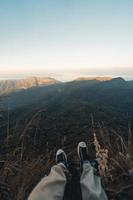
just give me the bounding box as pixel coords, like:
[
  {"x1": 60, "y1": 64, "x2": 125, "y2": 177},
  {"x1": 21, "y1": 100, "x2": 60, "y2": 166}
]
[{"x1": 0, "y1": 0, "x2": 133, "y2": 81}]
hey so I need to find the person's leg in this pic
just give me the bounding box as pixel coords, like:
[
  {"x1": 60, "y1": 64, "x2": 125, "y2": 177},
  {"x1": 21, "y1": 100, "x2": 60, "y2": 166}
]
[
  {"x1": 78, "y1": 142, "x2": 108, "y2": 200},
  {"x1": 80, "y1": 161, "x2": 107, "y2": 200},
  {"x1": 28, "y1": 149, "x2": 68, "y2": 200}
]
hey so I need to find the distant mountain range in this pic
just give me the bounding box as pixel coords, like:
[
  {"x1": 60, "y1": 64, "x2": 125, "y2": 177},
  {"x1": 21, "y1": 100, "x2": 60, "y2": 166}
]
[
  {"x1": 0, "y1": 76, "x2": 131, "y2": 95},
  {"x1": 0, "y1": 77, "x2": 59, "y2": 95},
  {"x1": 0, "y1": 75, "x2": 133, "y2": 133},
  {"x1": 1, "y1": 76, "x2": 133, "y2": 110}
]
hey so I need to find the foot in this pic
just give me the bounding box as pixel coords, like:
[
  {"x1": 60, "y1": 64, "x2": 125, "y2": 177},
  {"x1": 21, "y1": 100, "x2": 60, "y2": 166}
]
[
  {"x1": 56, "y1": 149, "x2": 68, "y2": 168},
  {"x1": 77, "y1": 142, "x2": 89, "y2": 165}
]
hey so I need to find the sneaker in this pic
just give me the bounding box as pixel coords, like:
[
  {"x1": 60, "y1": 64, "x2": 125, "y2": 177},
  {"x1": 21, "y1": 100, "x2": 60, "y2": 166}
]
[
  {"x1": 56, "y1": 149, "x2": 68, "y2": 168},
  {"x1": 77, "y1": 142, "x2": 89, "y2": 165}
]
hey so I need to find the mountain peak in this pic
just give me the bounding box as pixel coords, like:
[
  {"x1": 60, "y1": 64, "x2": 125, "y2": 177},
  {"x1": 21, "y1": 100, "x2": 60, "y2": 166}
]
[
  {"x1": 111, "y1": 77, "x2": 126, "y2": 82},
  {"x1": 100, "y1": 77, "x2": 127, "y2": 88},
  {"x1": 0, "y1": 77, "x2": 60, "y2": 94},
  {"x1": 74, "y1": 76, "x2": 112, "y2": 82}
]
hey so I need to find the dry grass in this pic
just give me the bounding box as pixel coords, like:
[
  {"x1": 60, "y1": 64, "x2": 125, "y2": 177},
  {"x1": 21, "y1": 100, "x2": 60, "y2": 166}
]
[
  {"x1": 92, "y1": 128, "x2": 133, "y2": 199},
  {"x1": 0, "y1": 112, "x2": 133, "y2": 199}
]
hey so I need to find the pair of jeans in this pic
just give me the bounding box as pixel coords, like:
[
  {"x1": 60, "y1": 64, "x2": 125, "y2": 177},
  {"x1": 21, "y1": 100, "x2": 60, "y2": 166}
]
[{"x1": 28, "y1": 162, "x2": 108, "y2": 200}]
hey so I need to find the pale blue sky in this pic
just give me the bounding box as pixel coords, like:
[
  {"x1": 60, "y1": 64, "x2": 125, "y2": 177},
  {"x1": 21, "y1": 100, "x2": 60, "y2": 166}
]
[{"x1": 0, "y1": 0, "x2": 133, "y2": 80}]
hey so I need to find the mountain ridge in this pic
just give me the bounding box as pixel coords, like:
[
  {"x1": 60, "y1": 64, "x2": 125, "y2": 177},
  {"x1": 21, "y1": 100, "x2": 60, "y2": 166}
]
[
  {"x1": 0, "y1": 76, "x2": 132, "y2": 96},
  {"x1": 74, "y1": 76, "x2": 112, "y2": 81},
  {"x1": 0, "y1": 77, "x2": 60, "y2": 95}
]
